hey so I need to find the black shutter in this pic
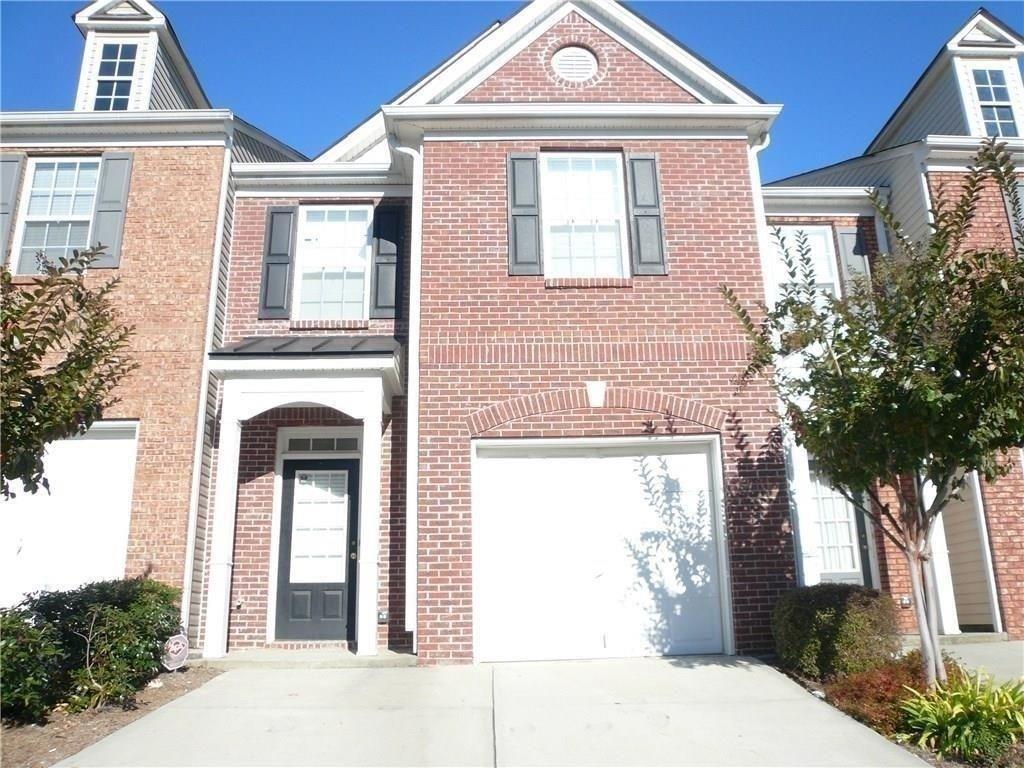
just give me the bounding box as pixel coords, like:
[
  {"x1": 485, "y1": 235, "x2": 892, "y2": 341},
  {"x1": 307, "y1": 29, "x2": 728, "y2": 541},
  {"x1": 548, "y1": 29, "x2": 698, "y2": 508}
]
[
  {"x1": 0, "y1": 153, "x2": 24, "y2": 260},
  {"x1": 370, "y1": 206, "x2": 403, "y2": 319},
  {"x1": 90, "y1": 152, "x2": 133, "y2": 267},
  {"x1": 625, "y1": 153, "x2": 668, "y2": 276},
  {"x1": 507, "y1": 153, "x2": 543, "y2": 275},
  {"x1": 258, "y1": 207, "x2": 297, "y2": 319}
]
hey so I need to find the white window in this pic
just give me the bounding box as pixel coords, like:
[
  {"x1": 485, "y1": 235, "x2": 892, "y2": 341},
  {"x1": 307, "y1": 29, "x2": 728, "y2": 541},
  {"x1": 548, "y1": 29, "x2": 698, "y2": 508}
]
[
  {"x1": 13, "y1": 158, "x2": 101, "y2": 274},
  {"x1": 294, "y1": 206, "x2": 373, "y2": 321},
  {"x1": 94, "y1": 43, "x2": 137, "y2": 111},
  {"x1": 771, "y1": 225, "x2": 840, "y2": 302},
  {"x1": 539, "y1": 153, "x2": 630, "y2": 279},
  {"x1": 808, "y1": 459, "x2": 863, "y2": 583},
  {"x1": 973, "y1": 69, "x2": 1018, "y2": 138}
]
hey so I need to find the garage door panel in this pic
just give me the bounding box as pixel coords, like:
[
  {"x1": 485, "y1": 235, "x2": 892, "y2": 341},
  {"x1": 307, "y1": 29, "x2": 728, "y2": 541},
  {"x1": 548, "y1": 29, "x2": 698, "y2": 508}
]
[
  {"x1": 0, "y1": 424, "x2": 138, "y2": 607},
  {"x1": 474, "y1": 444, "x2": 725, "y2": 662}
]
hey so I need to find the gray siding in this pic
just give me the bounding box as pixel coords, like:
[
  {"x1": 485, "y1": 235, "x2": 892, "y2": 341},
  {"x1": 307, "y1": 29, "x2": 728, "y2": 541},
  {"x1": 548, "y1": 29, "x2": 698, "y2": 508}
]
[
  {"x1": 149, "y1": 44, "x2": 198, "y2": 110},
  {"x1": 880, "y1": 64, "x2": 968, "y2": 150},
  {"x1": 772, "y1": 151, "x2": 931, "y2": 246},
  {"x1": 186, "y1": 179, "x2": 234, "y2": 646},
  {"x1": 232, "y1": 130, "x2": 297, "y2": 163},
  {"x1": 943, "y1": 486, "x2": 995, "y2": 628}
]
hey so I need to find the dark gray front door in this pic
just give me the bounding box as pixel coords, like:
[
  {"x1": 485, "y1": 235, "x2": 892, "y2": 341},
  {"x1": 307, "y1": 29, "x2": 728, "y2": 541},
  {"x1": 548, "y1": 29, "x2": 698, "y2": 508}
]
[{"x1": 276, "y1": 459, "x2": 359, "y2": 641}]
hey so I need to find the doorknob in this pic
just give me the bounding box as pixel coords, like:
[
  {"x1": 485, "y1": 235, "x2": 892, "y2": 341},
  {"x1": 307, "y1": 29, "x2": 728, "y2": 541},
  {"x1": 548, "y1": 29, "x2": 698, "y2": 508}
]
[{"x1": 350, "y1": 552, "x2": 357, "y2": 560}]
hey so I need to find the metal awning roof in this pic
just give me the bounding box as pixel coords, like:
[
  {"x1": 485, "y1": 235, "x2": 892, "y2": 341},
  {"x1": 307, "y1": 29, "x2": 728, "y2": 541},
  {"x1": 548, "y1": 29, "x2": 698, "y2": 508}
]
[{"x1": 210, "y1": 335, "x2": 401, "y2": 357}]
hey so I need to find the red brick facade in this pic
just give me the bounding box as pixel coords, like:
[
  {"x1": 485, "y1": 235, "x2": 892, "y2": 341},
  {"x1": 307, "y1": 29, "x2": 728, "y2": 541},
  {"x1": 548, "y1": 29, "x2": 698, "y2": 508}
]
[
  {"x1": 461, "y1": 11, "x2": 698, "y2": 104},
  {"x1": 416, "y1": 138, "x2": 795, "y2": 662},
  {"x1": 5, "y1": 145, "x2": 225, "y2": 588}
]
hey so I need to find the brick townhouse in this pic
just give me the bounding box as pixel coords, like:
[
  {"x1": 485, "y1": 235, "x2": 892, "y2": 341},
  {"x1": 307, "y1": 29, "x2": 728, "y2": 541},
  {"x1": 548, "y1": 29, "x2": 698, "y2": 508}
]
[{"x1": 2, "y1": 0, "x2": 1021, "y2": 665}]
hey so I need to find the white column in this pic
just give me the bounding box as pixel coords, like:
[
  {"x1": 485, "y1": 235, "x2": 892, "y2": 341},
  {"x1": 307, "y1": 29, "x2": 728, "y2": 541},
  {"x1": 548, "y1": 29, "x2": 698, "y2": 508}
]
[
  {"x1": 202, "y1": 393, "x2": 243, "y2": 659},
  {"x1": 787, "y1": 441, "x2": 823, "y2": 586},
  {"x1": 355, "y1": 379, "x2": 383, "y2": 656},
  {"x1": 923, "y1": 481, "x2": 960, "y2": 635}
]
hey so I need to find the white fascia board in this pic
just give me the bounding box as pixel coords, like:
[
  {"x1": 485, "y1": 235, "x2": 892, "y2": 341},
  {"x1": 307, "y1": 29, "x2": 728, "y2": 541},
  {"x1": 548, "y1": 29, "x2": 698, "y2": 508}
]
[
  {"x1": 923, "y1": 135, "x2": 1024, "y2": 168},
  {"x1": 384, "y1": 103, "x2": 780, "y2": 143},
  {"x1": 231, "y1": 161, "x2": 408, "y2": 194},
  {"x1": 0, "y1": 109, "x2": 234, "y2": 148},
  {"x1": 207, "y1": 355, "x2": 404, "y2": 400},
  {"x1": 762, "y1": 186, "x2": 888, "y2": 217}
]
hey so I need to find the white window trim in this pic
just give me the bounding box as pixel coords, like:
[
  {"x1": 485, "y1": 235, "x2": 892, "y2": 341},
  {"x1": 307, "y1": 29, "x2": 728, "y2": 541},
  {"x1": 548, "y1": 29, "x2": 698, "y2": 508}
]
[
  {"x1": 266, "y1": 426, "x2": 362, "y2": 643},
  {"x1": 93, "y1": 40, "x2": 139, "y2": 112},
  {"x1": 292, "y1": 204, "x2": 374, "y2": 322},
  {"x1": 769, "y1": 224, "x2": 842, "y2": 305},
  {"x1": 539, "y1": 151, "x2": 631, "y2": 280},
  {"x1": 955, "y1": 57, "x2": 1024, "y2": 139},
  {"x1": 9, "y1": 155, "x2": 103, "y2": 274},
  {"x1": 76, "y1": 32, "x2": 153, "y2": 113},
  {"x1": 972, "y1": 67, "x2": 1018, "y2": 137}
]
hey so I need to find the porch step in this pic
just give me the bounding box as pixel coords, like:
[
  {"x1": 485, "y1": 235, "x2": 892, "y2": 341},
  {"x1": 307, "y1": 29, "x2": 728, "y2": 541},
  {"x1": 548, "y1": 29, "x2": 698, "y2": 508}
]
[
  {"x1": 902, "y1": 632, "x2": 1009, "y2": 649},
  {"x1": 192, "y1": 648, "x2": 418, "y2": 670}
]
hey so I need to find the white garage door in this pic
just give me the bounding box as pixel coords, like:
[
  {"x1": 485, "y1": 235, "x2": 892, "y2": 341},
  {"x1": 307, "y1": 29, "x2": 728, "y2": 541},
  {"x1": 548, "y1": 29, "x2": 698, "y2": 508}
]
[
  {"x1": 0, "y1": 422, "x2": 138, "y2": 607},
  {"x1": 473, "y1": 440, "x2": 727, "y2": 662}
]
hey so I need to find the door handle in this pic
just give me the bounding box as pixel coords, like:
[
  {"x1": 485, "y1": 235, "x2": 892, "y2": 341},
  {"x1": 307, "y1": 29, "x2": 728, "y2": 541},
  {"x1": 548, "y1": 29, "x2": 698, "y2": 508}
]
[{"x1": 350, "y1": 552, "x2": 357, "y2": 560}]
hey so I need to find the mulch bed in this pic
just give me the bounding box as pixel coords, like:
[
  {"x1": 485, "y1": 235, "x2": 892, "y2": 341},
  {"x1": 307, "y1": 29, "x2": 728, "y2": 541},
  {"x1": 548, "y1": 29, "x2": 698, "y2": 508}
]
[{"x1": 2, "y1": 666, "x2": 221, "y2": 768}]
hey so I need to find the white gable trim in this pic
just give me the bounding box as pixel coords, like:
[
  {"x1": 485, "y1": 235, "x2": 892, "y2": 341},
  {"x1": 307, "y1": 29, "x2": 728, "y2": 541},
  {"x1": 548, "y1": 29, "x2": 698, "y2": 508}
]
[
  {"x1": 948, "y1": 11, "x2": 1024, "y2": 55},
  {"x1": 315, "y1": 0, "x2": 760, "y2": 162},
  {"x1": 439, "y1": 3, "x2": 715, "y2": 106}
]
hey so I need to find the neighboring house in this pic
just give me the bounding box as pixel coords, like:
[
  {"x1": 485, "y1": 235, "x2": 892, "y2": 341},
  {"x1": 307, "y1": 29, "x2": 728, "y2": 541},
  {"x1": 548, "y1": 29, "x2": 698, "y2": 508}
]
[
  {"x1": 1, "y1": 0, "x2": 1020, "y2": 664},
  {"x1": 766, "y1": 8, "x2": 1024, "y2": 642},
  {"x1": 0, "y1": 0, "x2": 302, "y2": 609}
]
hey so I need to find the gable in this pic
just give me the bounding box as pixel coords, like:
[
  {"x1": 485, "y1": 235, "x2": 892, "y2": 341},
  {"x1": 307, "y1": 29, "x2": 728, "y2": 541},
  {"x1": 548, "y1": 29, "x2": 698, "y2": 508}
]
[{"x1": 460, "y1": 11, "x2": 698, "y2": 104}]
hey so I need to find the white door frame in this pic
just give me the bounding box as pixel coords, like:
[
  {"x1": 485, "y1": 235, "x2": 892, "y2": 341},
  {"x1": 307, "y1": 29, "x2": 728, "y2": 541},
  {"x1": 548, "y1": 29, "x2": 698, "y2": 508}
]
[
  {"x1": 266, "y1": 426, "x2": 363, "y2": 643},
  {"x1": 470, "y1": 433, "x2": 734, "y2": 659}
]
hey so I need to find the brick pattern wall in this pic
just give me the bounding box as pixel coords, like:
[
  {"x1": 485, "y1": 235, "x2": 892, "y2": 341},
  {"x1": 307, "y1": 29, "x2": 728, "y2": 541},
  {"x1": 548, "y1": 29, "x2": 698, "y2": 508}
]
[
  {"x1": 927, "y1": 171, "x2": 1023, "y2": 639},
  {"x1": 4, "y1": 145, "x2": 224, "y2": 588},
  {"x1": 225, "y1": 406, "x2": 410, "y2": 650},
  {"x1": 223, "y1": 197, "x2": 411, "y2": 345},
  {"x1": 417, "y1": 138, "x2": 796, "y2": 663},
  {"x1": 461, "y1": 11, "x2": 698, "y2": 104}
]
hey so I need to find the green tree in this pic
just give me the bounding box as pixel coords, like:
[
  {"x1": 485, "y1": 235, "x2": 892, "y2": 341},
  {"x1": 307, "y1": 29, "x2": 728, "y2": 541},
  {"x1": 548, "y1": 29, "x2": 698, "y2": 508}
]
[
  {"x1": 722, "y1": 139, "x2": 1024, "y2": 688},
  {"x1": 2, "y1": 248, "x2": 136, "y2": 497}
]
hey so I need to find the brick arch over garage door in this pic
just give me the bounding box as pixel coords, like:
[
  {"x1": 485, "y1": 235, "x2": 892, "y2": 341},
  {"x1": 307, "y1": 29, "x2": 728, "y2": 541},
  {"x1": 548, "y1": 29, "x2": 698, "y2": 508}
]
[{"x1": 466, "y1": 386, "x2": 728, "y2": 436}]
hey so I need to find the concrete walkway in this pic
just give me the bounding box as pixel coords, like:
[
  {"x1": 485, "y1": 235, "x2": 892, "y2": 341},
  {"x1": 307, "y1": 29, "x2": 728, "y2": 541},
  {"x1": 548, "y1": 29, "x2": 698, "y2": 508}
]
[
  {"x1": 60, "y1": 656, "x2": 923, "y2": 767},
  {"x1": 946, "y1": 641, "x2": 1024, "y2": 683}
]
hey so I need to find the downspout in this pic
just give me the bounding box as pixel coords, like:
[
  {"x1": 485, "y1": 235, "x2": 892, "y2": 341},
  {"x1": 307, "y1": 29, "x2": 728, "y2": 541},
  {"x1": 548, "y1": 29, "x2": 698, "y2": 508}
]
[
  {"x1": 179, "y1": 119, "x2": 234, "y2": 634},
  {"x1": 392, "y1": 141, "x2": 423, "y2": 652},
  {"x1": 748, "y1": 129, "x2": 810, "y2": 586}
]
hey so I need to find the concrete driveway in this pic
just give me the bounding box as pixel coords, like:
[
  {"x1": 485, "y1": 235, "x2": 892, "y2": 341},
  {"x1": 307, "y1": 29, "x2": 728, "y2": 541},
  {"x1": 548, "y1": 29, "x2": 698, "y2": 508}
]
[{"x1": 60, "y1": 656, "x2": 923, "y2": 767}]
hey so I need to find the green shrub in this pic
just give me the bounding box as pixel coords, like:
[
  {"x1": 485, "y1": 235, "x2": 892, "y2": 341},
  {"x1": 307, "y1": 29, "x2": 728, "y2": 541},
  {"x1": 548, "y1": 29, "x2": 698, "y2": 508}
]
[
  {"x1": 0, "y1": 609, "x2": 64, "y2": 723},
  {"x1": 772, "y1": 583, "x2": 899, "y2": 681},
  {"x1": 2, "y1": 578, "x2": 180, "y2": 719},
  {"x1": 900, "y1": 674, "x2": 1024, "y2": 765},
  {"x1": 824, "y1": 651, "x2": 962, "y2": 736}
]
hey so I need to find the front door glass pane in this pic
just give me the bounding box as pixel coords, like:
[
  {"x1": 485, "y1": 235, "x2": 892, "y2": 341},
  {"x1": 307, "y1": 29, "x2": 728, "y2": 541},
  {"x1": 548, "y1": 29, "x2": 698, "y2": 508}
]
[{"x1": 289, "y1": 470, "x2": 347, "y2": 583}]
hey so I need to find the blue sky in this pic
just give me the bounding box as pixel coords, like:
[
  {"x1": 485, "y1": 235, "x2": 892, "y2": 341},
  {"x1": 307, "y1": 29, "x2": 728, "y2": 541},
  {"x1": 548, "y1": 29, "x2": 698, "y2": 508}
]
[{"x1": 2, "y1": 1, "x2": 1022, "y2": 181}]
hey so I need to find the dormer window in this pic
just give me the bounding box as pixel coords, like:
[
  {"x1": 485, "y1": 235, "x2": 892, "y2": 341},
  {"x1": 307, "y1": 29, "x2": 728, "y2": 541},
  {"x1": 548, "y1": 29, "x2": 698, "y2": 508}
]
[
  {"x1": 973, "y1": 69, "x2": 1018, "y2": 137},
  {"x1": 94, "y1": 43, "x2": 137, "y2": 111}
]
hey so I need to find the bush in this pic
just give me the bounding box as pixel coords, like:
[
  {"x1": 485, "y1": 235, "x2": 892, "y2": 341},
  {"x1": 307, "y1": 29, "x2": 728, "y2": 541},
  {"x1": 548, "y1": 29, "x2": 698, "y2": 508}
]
[
  {"x1": 772, "y1": 584, "x2": 899, "y2": 681},
  {"x1": 0, "y1": 610, "x2": 64, "y2": 723},
  {"x1": 900, "y1": 674, "x2": 1024, "y2": 765},
  {"x1": 1, "y1": 578, "x2": 180, "y2": 721},
  {"x1": 825, "y1": 651, "x2": 962, "y2": 736}
]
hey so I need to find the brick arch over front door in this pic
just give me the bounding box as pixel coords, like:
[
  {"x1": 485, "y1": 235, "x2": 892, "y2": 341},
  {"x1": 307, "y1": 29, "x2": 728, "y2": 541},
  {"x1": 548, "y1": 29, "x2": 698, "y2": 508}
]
[{"x1": 465, "y1": 386, "x2": 729, "y2": 436}]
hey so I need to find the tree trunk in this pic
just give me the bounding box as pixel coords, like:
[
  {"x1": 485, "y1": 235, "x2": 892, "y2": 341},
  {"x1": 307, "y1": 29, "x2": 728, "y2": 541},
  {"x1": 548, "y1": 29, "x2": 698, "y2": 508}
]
[
  {"x1": 922, "y1": 551, "x2": 949, "y2": 684},
  {"x1": 905, "y1": 544, "x2": 938, "y2": 688}
]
